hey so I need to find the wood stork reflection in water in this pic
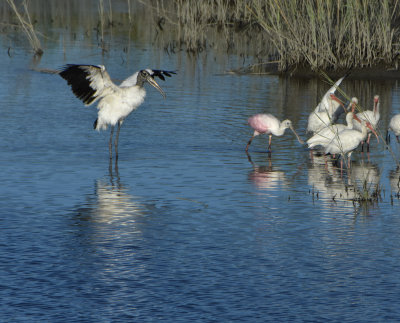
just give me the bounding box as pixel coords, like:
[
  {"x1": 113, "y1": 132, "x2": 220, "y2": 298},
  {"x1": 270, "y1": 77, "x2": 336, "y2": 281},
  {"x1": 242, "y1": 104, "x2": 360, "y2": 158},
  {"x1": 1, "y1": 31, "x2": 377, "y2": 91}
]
[{"x1": 59, "y1": 64, "x2": 175, "y2": 160}]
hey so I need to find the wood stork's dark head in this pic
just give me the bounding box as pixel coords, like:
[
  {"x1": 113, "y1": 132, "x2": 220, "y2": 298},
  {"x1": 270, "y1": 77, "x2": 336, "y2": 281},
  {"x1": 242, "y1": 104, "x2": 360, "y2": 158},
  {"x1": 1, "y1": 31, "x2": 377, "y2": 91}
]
[{"x1": 137, "y1": 70, "x2": 166, "y2": 98}]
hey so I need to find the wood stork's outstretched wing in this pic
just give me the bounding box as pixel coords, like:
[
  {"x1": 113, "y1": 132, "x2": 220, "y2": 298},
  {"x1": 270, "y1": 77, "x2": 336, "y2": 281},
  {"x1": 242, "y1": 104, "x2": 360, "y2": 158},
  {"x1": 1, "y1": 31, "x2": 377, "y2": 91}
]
[
  {"x1": 150, "y1": 69, "x2": 176, "y2": 81},
  {"x1": 59, "y1": 64, "x2": 118, "y2": 106},
  {"x1": 119, "y1": 69, "x2": 176, "y2": 88}
]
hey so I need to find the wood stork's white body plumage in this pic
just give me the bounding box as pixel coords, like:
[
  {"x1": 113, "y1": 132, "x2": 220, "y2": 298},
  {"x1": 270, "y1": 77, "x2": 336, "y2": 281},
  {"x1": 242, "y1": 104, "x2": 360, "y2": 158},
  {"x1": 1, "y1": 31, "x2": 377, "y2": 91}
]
[
  {"x1": 307, "y1": 76, "x2": 345, "y2": 134},
  {"x1": 59, "y1": 64, "x2": 175, "y2": 159}
]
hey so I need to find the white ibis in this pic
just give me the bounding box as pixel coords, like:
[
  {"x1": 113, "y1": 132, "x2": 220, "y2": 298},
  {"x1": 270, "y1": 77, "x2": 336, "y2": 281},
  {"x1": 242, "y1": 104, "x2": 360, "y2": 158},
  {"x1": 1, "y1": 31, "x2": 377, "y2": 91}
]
[
  {"x1": 307, "y1": 98, "x2": 360, "y2": 150},
  {"x1": 325, "y1": 120, "x2": 378, "y2": 171},
  {"x1": 307, "y1": 76, "x2": 346, "y2": 134},
  {"x1": 352, "y1": 95, "x2": 380, "y2": 151},
  {"x1": 245, "y1": 113, "x2": 304, "y2": 152},
  {"x1": 388, "y1": 114, "x2": 400, "y2": 143},
  {"x1": 59, "y1": 64, "x2": 175, "y2": 160}
]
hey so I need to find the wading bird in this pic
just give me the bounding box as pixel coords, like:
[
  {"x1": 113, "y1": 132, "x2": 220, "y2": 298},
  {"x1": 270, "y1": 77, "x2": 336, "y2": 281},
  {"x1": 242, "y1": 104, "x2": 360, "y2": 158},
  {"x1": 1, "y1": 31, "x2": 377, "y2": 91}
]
[
  {"x1": 325, "y1": 120, "x2": 378, "y2": 171},
  {"x1": 307, "y1": 98, "x2": 360, "y2": 150},
  {"x1": 245, "y1": 113, "x2": 304, "y2": 152},
  {"x1": 307, "y1": 76, "x2": 346, "y2": 134},
  {"x1": 352, "y1": 95, "x2": 380, "y2": 151},
  {"x1": 59, "y1": 64, "x2": 175, "y2": 160},
  {"x1": 388, "y1": 114, "x2": 400, "y2": 143}
]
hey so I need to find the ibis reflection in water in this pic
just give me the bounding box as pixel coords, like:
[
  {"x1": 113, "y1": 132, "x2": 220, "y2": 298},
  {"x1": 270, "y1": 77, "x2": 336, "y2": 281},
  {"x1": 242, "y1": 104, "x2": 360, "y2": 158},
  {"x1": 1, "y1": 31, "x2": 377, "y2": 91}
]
[{"x1": 59, "y1": 64, "x2": 175, "y2": 160}]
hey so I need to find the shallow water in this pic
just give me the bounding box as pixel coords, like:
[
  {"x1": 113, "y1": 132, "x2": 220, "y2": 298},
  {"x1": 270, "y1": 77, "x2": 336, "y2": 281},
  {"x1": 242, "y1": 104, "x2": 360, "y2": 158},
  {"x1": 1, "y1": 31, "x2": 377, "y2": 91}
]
[{"x1": 1, "y1": 5, "x2": 400, "y2": 322}]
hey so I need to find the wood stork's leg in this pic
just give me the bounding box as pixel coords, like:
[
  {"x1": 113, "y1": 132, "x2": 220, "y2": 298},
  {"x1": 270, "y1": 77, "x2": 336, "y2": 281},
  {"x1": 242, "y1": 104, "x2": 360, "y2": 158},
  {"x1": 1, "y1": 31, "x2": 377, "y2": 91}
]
[
  {"x1": 245, "y1": 135, "x2": 255, "y2": 152},
  {"x1": 109, "y1": 126, "x2": 114, "y2": 160},
  {"x1": 114, "y1": 120, "x2": 122, "y2": 161}
]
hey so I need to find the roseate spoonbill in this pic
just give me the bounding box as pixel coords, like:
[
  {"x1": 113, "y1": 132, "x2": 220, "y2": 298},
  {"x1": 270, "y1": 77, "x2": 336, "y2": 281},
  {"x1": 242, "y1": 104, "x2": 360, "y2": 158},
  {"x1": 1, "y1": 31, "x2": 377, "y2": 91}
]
[
  {"x1": 307, "y1": 98, "x2": 360, "y2": 149},
  {"x1": 352, "y1": 95, "x2": 380, "y2": 151},
  {"x1": 388, "y1": 114, "x2": 400, "y2": 143},
  {"x1": 245, "y1": 113, "x2": 304, "y2": 152},
  {"x1": 307, "y1": 76, "x2": 346, "y2": 134},
  {"x1": 325, "y1": 120, "x2": 378, "y2": 171},
  {"x1": 59, "y1": 64, "x2": 175, "y2": 160}
]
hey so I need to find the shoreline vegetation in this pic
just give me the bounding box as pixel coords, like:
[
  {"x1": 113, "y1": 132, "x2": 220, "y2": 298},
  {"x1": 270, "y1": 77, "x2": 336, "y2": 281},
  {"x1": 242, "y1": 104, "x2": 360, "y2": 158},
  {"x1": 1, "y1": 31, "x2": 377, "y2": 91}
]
[{"x1": 1, "y1": 0, "x2": 400, "y2": 77}]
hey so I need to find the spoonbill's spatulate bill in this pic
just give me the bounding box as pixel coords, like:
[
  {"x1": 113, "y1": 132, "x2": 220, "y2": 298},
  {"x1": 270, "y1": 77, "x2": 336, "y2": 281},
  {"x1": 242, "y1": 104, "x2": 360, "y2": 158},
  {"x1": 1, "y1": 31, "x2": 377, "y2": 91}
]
[
  {"x1": 246, "y1": 113, "x2": 304, "y2": 152},
  {"x1": 59, "y1": 64, "x2": 175, "y2": 160}
]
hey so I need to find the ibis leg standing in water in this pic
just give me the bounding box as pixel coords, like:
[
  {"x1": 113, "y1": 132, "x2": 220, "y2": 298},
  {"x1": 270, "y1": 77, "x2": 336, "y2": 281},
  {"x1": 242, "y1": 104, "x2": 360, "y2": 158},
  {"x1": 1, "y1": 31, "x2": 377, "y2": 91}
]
[
  {"x1": 388, "y1": 114, "x2": 400, "y2": 143},
  {"x1": 245, "y1": 113, "x2": 304, "y2": 152},
  {"x1": 59, "y1": 64, "x2": 175, "y2": 160},
  {"x1": 324, "y1": 120, "x2": 378, "y2": 172}
]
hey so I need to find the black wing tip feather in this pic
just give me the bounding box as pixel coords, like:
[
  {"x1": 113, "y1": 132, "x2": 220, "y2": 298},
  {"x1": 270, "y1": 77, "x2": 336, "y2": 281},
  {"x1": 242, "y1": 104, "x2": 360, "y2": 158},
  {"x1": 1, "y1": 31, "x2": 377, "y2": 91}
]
[{"x1": 151, "y1": 69, "x2": 177, "y2": 81}]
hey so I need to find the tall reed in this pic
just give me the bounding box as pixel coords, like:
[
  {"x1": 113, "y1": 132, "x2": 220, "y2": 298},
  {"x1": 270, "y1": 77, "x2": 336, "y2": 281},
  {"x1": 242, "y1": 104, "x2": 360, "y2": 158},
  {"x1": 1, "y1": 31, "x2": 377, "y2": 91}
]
[
  {"x1": 245, "y1": 0, "x2": 400, "y2": 72},
  {"x1": 158, "y1": 0, "x2": 400, "y2": 72},
  {"x1": 6, "y1": 0, "x2": 43, "y2": 56}
]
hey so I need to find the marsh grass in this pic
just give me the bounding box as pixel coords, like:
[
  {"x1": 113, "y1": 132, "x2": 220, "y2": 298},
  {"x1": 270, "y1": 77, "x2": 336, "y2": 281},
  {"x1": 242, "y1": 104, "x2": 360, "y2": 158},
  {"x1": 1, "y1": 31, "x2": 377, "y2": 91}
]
[
  {"x1": 249, "y1": 0, "x2": 400, "y2": 72},
  {"x1": 6, "y1": 0, "x2": 43, "y2": 56},
  {"x1": 154, "y1": 0, "x2": 400, "y2": 73}
]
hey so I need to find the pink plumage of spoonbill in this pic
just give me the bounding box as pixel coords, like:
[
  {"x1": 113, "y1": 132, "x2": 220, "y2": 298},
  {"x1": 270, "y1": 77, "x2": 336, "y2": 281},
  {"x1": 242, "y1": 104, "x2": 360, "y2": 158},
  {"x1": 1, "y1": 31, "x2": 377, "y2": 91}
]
[{"x1": 245, "y1": 113, "x2": 304, "y2": 152}]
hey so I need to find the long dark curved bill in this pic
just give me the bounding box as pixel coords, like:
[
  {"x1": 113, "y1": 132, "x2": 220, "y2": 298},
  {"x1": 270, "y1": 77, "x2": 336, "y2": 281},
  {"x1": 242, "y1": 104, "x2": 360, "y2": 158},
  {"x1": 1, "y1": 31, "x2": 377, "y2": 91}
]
[{"x1": 146, "y1": 75, "x2": 166, "y2": 98}]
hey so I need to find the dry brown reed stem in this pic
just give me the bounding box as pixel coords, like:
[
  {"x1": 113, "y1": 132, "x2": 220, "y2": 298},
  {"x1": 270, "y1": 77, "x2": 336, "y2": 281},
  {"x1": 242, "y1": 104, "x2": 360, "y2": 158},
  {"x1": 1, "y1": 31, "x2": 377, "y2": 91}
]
[{"x1": 6, "y1": 0, "x2": 43, "y2": 56}]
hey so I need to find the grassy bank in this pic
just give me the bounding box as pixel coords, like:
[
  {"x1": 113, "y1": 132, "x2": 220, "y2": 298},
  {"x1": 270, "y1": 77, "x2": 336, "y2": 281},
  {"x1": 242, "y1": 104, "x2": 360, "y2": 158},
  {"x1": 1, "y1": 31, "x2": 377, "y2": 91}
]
[
  {"x1": 158, "y1": 0, "x2": 400, "y2": 74},
  {"x1": 2, "y1": 0, "x2": 400, "y2": 74}
]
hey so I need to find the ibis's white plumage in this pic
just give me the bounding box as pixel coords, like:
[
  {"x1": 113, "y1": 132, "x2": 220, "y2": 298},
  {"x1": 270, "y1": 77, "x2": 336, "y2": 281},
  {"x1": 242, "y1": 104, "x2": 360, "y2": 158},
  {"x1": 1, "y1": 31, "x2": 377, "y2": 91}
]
[{"x1": 307, "y1": 76, "x2": 346, "y2": 134}]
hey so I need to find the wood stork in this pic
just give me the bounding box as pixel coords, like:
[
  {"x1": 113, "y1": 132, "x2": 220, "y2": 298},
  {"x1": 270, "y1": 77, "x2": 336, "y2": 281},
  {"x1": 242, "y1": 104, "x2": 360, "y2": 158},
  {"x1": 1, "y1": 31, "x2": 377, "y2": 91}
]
[
  {"x1": 352, "y1": 95, "x2": 380, "y2": 152},
  {"x1": 245, "y1": 113, "x2": 304, "y2": 152},
  {"x1": 307, "y1": 76, "x2": 346, "y2": 134},
  {"x1": 59, "y1": 64, "x2": 175, "y2": 160},
  {"x1": 324, "y1": 120, "x2": 378, "y2": 171}
]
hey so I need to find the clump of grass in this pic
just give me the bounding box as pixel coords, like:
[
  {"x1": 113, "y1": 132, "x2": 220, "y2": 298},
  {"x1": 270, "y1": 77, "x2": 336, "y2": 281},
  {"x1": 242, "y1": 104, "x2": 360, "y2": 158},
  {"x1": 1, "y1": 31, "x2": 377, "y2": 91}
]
[
  {"x1": 156, "y1": 0, "x2": 400, "y2": 72},
  {"x1": 248, "y1": 0, "x2": 400, "y2": 72},
  {"x1": 6, "y1": 0, "x2": 43, "y2": 56}
]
